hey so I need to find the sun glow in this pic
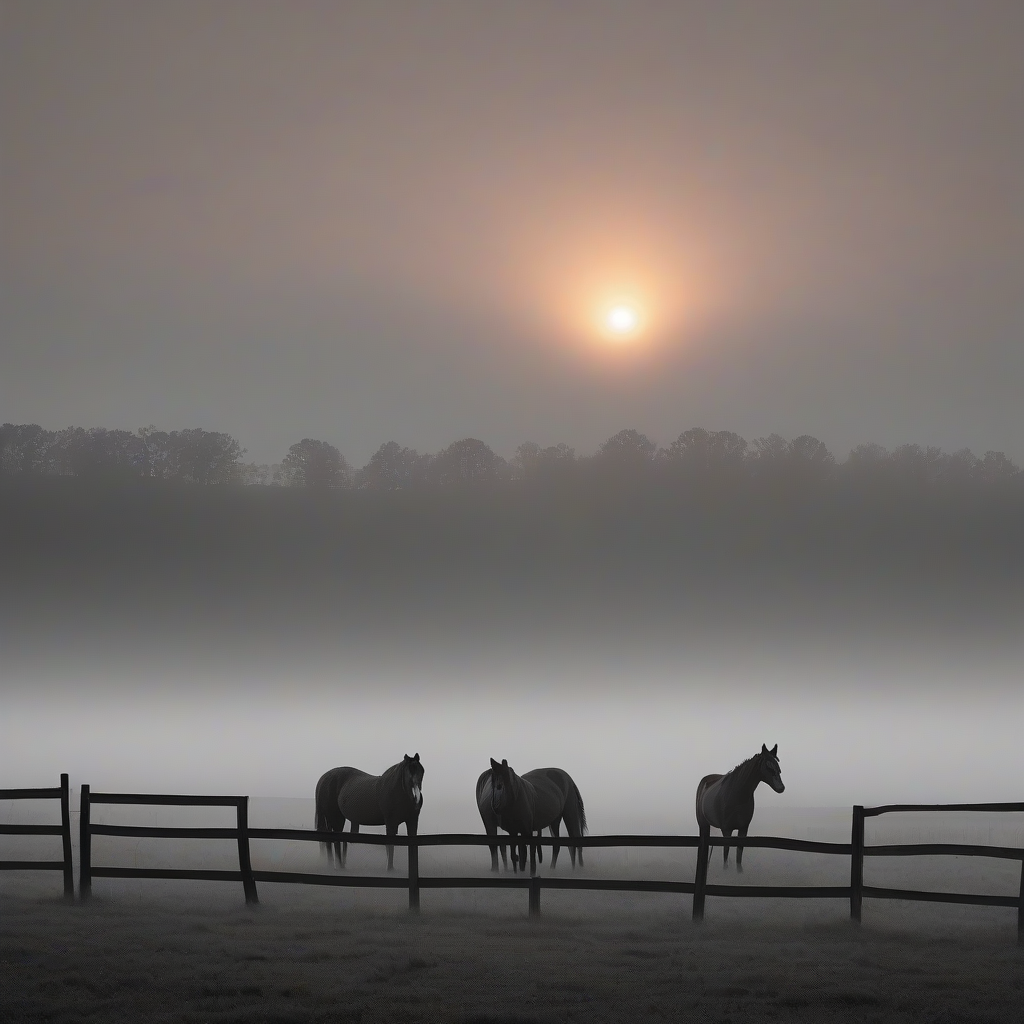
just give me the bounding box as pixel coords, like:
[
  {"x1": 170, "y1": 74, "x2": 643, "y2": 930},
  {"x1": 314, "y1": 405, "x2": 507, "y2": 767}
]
[
  {"x1": 606, "y1": 304, "x2": 639, "y2": 335},
  {"x1": 597, "y1": 300, "x2": 645, "y2": 343}
]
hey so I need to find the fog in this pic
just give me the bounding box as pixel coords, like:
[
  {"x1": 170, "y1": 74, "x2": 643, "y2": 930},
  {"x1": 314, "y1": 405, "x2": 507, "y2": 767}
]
[{"x1": 5, "y1": 655, "x2": 1022, "y2": 831}]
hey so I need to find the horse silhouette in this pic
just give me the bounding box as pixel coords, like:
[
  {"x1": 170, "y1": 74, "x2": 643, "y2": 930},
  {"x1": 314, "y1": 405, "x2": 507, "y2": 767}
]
[
  {"x1": 315, "y1": 754, "x2": 423, "y2": 871},
  {"x1": 480, "y1": 758, "x2": 587, "y2": 874},
  {"x1": 475, "y1": 770, "x2": 511, "y2": 872},
  {"x1": 695, "y1": 743, "x2": 784, "y2": 871}
]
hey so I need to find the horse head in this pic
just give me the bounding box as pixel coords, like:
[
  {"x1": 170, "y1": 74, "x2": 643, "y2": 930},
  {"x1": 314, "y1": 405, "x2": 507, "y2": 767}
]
[
  {"x1": 403, "y1": 753, "x2": 423, "y2": 807},
  {"x1": 489, "y1": 757, "x2": 514, "y2": 815},
  {"x1": 759, "y1": 744, "x2": 785, "y2": 793}
]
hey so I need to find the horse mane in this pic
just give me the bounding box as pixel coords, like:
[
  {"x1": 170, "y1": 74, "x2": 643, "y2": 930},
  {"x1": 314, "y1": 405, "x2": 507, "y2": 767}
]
[{"x1": 729, "y1": 752, "x2": 762, "y2": 775}]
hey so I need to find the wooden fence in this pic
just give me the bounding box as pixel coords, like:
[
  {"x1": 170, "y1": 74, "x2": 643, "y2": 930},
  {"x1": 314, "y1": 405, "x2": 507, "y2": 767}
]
[
  {"x1": 78, "y1": 785, "x2": 258, "y2": 904},
  {"x1": 0, "y1": 773, "x2": 74, "y2": 898},
  {"x1": 853, "y1": 801, "x2": 1024, "y2": 939},
  {"x1": 6, "y1": 780, "x2": 1022, "y2": 940}
]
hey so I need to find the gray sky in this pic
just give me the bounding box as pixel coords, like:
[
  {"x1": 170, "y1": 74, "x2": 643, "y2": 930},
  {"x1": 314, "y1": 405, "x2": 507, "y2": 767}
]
[{"x1": 3, "y1": 0, "x2": 1022, "y2": 465}]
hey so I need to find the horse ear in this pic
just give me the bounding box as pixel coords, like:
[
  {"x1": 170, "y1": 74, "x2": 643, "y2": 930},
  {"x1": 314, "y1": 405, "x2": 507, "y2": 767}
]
[
  {"x1": 502, "y1": 758, "x2": 508, "y2": 768},
  {"x1": 762, "y1": 743, "x2": 769, "y2": 754},
  {"x1": 490, "y1": 757, "x2": 500, "y2": 770},
  {"x1": 415, "y1": 753, "x2": 420, "y2": 761},
  {"x1": 770, "y1": 744, "x2": 778, "y2": 756}
]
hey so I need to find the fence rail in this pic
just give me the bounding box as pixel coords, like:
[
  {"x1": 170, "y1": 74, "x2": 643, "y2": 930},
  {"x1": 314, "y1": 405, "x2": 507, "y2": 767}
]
[
  {"x1": 78, "y1": 785, "x2": 258, "y2": 903},
  {"x1": 0, "y1": 774, "x2": 74, "y2": 897},
  {"x1": 850, "y1": 801, "x2": 1024, "y2": 940},
  {"x1": 6, "y1": 780, "x2": 1022, "y2": 940}
]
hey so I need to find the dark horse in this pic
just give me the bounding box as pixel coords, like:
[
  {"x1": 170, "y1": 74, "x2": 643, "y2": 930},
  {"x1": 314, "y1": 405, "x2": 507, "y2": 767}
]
[
  {"x1": 695, "y1": 743, "x2": 784, "y2": 871},
  {"x1": 478, "y1": 758, "x2": 587, "y2": 873},
  {"x1": 315, "y1": 754, "x2": 423, "y2": 871}
]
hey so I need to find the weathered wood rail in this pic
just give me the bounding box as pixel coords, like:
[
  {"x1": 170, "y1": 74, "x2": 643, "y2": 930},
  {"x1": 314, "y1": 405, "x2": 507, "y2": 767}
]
[
  {"x1": 0, "y1": 773, "x2": 74, "y2": 898},
  {"x1": 852, "y1": 801, "x2": 1024, "y2": 940},
  {"x1": 78, "y1": 785, "x2": 258, "y2": 903},
  {"x1": 6, "y1": 780, "x2": 1022, "y2": 940}
]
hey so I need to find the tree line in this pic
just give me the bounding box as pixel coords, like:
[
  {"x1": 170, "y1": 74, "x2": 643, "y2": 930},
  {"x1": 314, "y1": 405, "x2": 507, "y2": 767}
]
[{"x1": 1, "y1": 421, "x2": 1020, "y2": 493}]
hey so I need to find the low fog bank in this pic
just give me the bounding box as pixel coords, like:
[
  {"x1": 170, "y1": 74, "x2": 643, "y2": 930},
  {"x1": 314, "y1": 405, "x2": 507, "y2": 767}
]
[
  {"x1": 3, "y1": 668, "x2": 1022, "y2": 815},
  {"x1": 4, "y1": 478, "x2": 1020, "y2": 821},
  {"x1": 3, "y1": 473, "x2": 1023, "y2": 675}
]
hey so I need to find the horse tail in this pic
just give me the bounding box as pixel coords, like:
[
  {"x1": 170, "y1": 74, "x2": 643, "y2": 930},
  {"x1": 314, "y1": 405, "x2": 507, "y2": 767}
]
[{"x1": 573, "y1": 781, "x2": 587, "y2": 834}]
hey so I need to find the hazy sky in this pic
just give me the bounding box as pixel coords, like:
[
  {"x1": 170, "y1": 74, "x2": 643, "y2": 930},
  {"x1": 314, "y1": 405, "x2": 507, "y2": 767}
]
[{"x1": 3, "y1": 1, "x2": 1022, "y2": 465}]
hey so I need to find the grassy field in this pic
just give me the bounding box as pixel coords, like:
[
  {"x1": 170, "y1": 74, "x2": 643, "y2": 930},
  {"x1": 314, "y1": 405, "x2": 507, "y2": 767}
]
[
  {"x1": 4, "y1": 874, "x2": 1024, "y2": 1024},
  {"x1": 4, "y1": 802, "x2": 1024, "y2": 1021}
]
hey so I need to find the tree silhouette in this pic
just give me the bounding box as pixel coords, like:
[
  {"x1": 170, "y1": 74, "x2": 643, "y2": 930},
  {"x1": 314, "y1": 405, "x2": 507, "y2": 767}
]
[
  {"x1": 598, "y1": 429, "x2": 656, "y2": 466},
  {"x1": 162, "y1": 429, "x2": 245, "y2": 484},
  {"x1": 663, "y1": 428, "x2": 748, "y2": 474},
  {"x1": 357, "y1": 441, "x2": 430, "y2": 491},
  {"x1": 511, "y1": 442, "x2": 575, "y2": 481},
  {"x1": 787, "y1": 434, "x2": 835, "y2": 483},
  {"x1": 429, "y1": 438, "x2": 505, "y2": 486},
  {"x1": 282, "y1": 439, "x2": 350, "y2": 490},
  {"x1": 979, "y1": 450, "x2": 1019, "y2": 483},
  {"x1": 0, "y1": 423, "x2": 54, "y2": 475}
]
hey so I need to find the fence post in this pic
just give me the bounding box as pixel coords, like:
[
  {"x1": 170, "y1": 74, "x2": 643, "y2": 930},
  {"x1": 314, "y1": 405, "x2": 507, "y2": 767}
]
[
  {"x1": 59, "y1": 774, "x2": 74, "y2": 899},
  {"x1": 850, "y1": 805, "x2": 864, "y2": 924},
  {"x1": 1017, "y1": 857, "x2": 1023, "y2": 944},
  {"x1": 529, "y1": 875, "x2": 541, "y2": 917},
  {"x1": 79, "y1": 785, "x2": 91, "y2": 901},
  {"x1": 408, "y1": 834, "x2": 420, "y2": 913},
  {"x1": 692, "y1": 830, "x2": 709, "y2": 921},
  {"x1": 236, "y1": 798, "x2": 258, "y2": 905}
]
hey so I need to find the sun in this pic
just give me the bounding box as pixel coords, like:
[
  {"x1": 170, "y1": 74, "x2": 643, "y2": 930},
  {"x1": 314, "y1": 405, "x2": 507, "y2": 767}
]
[{"x1": 604, "y1": 303, "x2": 640, "y2": 338}]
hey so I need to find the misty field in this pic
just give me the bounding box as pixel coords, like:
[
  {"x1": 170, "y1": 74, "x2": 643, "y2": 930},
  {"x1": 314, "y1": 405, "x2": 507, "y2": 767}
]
[{"x1": 4, "y1": 804, "x2": 1023, "y2": 1023}]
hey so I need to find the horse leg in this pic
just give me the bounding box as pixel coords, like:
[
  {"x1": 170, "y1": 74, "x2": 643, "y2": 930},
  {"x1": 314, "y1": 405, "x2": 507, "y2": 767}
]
[
  {"x1": 486, "y1": 823, "x2": 499, "y2": 873},
  {"x1": 386, "y1": 822, "x2": 397, "y2": 872},
  {"x1": 536, "y1": 831, "x2": 543, "y2": 866},
  {"x1": 550, "y1": 819, "x2": 561, "y2": 870},
  {"x1": 737, "y1": 825, "x2": 748, "y2": 873},
  {"x1": 333, "y1": 815, "x2": 346, "y2": 868},
  {"x1": 344, "y1": 822, "x2": 359, "y2": 870},
  {"x1": 722, "y1": 828, "x2": 733, "y2": 867}
]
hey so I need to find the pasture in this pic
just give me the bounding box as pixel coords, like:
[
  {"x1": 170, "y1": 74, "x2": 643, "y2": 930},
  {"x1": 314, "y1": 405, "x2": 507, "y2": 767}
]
[{"x1": 3, "y1": 800, "x2": 1023, "y2": 1022}]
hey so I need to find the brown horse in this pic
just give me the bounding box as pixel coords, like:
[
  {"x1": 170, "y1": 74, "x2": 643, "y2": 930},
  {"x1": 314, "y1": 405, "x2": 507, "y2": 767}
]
[
  {"x1": 695, "y1": 743, "x2": 784, "y2": 871},
  {"x1": 315, "y1": 754, "x2": 423, "y2": 870},
  {"x1": 482, "y1": 758, "x2": 587, "y2": 874}
]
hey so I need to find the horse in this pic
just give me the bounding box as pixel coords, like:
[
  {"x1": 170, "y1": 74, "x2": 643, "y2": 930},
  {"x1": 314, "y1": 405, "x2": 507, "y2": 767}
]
[
  {"x1": 475, "y1": 770, "x2": 511, "y2": 872},
  {"x1": 314, "y1": 753, "x2": 423, "y2": 871},
  {"x1": 476, "y1": 767, "x2": 544, "y2": 872},
  {"x1": 481, "y1": 758, "x2": 587, "y2": 874},
  {"x1": 695, "y1": 743, "x2": 784, "y2": 871}
]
